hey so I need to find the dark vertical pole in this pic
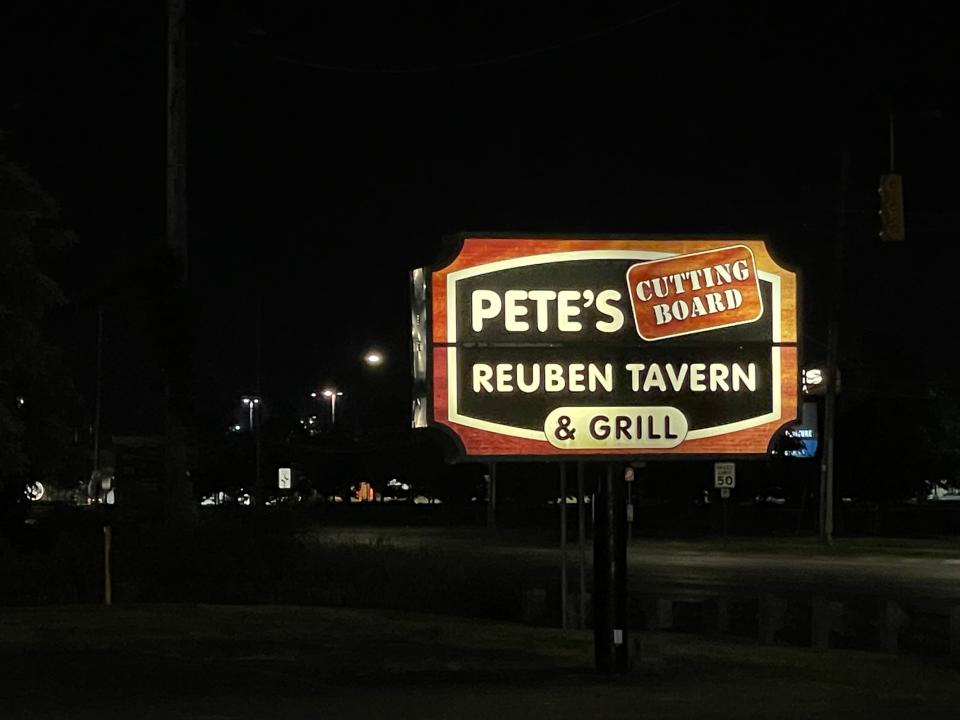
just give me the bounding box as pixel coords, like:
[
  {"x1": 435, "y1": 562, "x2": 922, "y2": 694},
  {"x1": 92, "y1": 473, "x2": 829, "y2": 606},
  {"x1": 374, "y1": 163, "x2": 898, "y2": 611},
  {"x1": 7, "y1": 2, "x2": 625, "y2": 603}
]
[
  {"x1": 577, "y1": 461, "x2": 586, "y2": 630},
  {"x1": 487, "y1": 462, "x2": 497, "y2": 530},
  {"x1": 92, "y1": 305, "x2": 104, "y2": 477},
  {"x1": 254, "y1": 299, "x2": 263, "y2": 501},
  {"x1": 594, "y1": 463, "x2": 628, "y2": 674},
  {"x1": 614, "y1": 465, "x2": 628, "y2": 672},
  {"x1": 819, "y1": 151, "x2": 848, "y2": 545},
  {"x1": 889, "y1": 111, "x2": 896, "y2": 173},
  {"x1": 103, "y1": 526, "x2": 112, "y2": 606},
  {"x1": 164, "y1": 0, "x2": 192, "y2": 528},
  {"x1": 821, "y1": 318, "x2": 839, "y2": 543},
  {"x1": 166, "y1": 0, "x2": 188, "y2": 281},
  {"x1": 560, "y1": 463, "x2": 568, "y2": 629},
  {"x1": 722, "y1": 494, "x2": 729, "y2": 540}
]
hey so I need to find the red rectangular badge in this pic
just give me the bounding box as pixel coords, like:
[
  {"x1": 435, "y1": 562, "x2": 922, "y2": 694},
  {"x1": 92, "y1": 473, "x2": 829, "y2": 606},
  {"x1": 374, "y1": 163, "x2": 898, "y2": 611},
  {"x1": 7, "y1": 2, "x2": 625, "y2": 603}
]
[{"x1": 626, "y1": 245, "x2": 763, "y2": 341}]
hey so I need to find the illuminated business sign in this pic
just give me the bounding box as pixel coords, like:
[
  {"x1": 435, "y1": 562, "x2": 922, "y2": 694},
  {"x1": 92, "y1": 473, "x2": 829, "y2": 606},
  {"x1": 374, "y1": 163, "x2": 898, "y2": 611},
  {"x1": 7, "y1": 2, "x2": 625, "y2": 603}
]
[
  {"x1": 801, "y1": 367, "x2": 840, "y2": 396},
  {"x1": 411, "y1": 235, "x2": 798, "y2": 458}
]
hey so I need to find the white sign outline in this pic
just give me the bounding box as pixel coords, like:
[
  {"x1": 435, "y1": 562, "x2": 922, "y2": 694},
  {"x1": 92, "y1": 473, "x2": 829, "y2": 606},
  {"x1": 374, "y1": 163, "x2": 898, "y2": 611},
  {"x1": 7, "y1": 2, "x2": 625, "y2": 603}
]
[{"x1": 443, "y1": 248, "x2": 783, "y2": 444}]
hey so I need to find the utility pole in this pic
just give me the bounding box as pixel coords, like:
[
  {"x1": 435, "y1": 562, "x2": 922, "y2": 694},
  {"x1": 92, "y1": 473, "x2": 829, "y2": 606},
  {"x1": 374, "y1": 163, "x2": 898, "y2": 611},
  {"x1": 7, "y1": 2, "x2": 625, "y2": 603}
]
[
  {"x1": 92, "y1": 305, "x2": 104, "y2": 477},
  {"x1": 819, "y1": 151, "x2": 849, "y2": 544},
  {"x1": 254, "y1": 298, "x2": 263, "y2": 501},
  {"x1": 889, "y1": 111, "x2": 896, "y2": 175},
  {"x1": 166, "y1": 0, "x2": 187, "y2": 282},
  {"x1": 879, "y1": 111, "x2": 905, "y2": 243},
  {"x1": 163, "y1": 0, "x2": 193, "y2": 528}
]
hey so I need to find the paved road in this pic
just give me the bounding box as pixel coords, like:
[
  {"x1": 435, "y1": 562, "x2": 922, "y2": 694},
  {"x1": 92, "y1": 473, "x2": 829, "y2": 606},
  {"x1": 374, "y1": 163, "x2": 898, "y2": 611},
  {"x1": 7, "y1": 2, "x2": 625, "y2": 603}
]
[
  {"x1": 621, "y1": 549, "x2": 960, "y2": 603},
  {"x1": 300, "y1": 526, "x2": 960, "y2": 603}
]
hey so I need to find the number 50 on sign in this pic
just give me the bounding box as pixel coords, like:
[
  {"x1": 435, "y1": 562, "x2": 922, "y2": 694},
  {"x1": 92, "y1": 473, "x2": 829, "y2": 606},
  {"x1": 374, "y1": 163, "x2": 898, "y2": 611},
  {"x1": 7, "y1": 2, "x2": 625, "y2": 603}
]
[{"x1": 714, "y1": 462, "x2": 736, "y2": 488}]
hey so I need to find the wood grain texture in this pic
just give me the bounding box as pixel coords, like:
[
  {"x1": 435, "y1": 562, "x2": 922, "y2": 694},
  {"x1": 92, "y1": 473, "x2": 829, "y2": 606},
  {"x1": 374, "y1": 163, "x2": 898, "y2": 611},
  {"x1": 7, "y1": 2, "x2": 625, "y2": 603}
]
[
  {"x1": 626, "y1": 245, "x2": 762, "y2": 340},
  {"x1": 431, "y1": 237, "x2": 797, "y2": 344},
  {"x1": 432, "y1": 346, "x2": 798, "y2": 457},
  {"x1": 428, "y1": 237, "x2": 798, "y2": 457}
]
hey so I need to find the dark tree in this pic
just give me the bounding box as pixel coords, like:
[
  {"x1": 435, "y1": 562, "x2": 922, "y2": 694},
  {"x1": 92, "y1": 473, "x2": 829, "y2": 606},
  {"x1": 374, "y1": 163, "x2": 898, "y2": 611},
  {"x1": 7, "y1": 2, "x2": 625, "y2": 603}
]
[
  {"x1": 0, "y1": 153, "x2": 81, "y2": 516},
  {"x1": 839, "y1": 391, "x2": 960, "y2": 504}
]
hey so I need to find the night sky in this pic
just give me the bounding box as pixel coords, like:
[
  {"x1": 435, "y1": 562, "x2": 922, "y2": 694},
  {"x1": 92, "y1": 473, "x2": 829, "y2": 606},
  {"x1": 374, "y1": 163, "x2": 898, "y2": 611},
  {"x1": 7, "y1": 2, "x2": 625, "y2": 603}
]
[{"x1": 2, "y1": 1, "x2": 958, "y2": 439}]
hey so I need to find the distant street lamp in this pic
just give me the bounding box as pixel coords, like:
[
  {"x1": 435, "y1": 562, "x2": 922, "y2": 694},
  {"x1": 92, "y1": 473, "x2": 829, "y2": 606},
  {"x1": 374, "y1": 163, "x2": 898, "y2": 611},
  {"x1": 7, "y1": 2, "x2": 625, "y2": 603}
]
[
  {"x1": 364, "y1": 350, "x2": 384, "y2": 367},
  {"x1": 321, "y1": 388, "x2": 343, "y2": 425},
  {"x1": 240, "y1": 395, "x2": 262, "y2": 502},
  {"x1": 241, "y1": 395, "x2": 261, "y2": 431}
]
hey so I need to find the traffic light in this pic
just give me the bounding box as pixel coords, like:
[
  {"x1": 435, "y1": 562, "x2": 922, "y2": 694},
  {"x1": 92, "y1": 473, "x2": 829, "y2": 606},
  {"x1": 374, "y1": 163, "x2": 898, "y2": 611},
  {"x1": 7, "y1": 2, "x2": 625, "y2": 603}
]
[{"x1": 879, "y1": 173, "x2": 905, "y2": 241}]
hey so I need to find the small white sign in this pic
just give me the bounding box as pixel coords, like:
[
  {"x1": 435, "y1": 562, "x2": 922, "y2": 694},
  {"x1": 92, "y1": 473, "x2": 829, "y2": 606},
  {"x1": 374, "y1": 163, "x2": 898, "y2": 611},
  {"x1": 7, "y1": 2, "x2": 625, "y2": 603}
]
[
  {"x1": 714, "y1": 462, "x2": 736, "y2": 489},
  {"x1": 624, "y1": 467, "x2": 635, "y2": 482},
  {"x1": 278, "y1": 467, "x2": 292, "y2": 489},
  {"x1": 720, "y1": 487, "x2": 731, "y2": 499}
]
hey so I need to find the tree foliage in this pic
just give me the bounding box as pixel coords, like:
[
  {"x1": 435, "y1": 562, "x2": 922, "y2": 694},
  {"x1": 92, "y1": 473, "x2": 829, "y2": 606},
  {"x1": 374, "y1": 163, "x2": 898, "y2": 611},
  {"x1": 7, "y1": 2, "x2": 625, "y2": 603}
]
[
  {"x1": 839, "y1": 391, "x2": 960, "y2": 503},
  {"x1": 0, "y1": 154, "x2": 80, "y2": 504}
]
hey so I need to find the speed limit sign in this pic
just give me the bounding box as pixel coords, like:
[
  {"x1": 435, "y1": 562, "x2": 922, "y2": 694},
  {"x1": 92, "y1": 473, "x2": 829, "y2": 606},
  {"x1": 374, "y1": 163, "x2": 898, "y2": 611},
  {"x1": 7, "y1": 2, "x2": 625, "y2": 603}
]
[{"x1": 714, "y1": 462, "x2": 736, "y2": 489}]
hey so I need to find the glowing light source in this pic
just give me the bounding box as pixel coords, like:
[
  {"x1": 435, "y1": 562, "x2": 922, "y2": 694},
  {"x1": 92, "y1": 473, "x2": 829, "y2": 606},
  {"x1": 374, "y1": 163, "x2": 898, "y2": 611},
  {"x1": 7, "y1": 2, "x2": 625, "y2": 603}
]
[
  {"x1": 317, "y1": 388, "x2": 343, "y2": 424},
  {"x1": 240, "y1": 396, "x2": 261, "y2": 431},
  {"x1": 364, "y1": 350, "x2": 384, "y2": 366}
]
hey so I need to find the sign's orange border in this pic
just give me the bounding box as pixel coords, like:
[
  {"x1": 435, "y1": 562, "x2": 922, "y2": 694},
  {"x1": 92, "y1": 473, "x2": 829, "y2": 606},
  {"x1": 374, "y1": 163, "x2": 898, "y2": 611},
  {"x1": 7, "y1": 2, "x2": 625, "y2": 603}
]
[{"x1": 421, "y1": 235, "x2": 799, "y2": 459}]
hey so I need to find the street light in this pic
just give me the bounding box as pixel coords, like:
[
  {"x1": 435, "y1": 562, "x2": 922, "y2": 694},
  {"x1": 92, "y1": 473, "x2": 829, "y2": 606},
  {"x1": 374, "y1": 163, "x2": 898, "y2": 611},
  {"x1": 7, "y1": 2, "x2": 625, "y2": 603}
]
[
  {"x1": 364, "y1": 350, "x2": 384, "y2": 367},
  {"x1": 321, "y1": 388, "x2": 343, "y2": 425},
  {"x1": 240, "y1": 395, "x2": 262, "y2": 502},
  {"x1": 241, "y1": 395, "x2": 261, "y2": 431}
]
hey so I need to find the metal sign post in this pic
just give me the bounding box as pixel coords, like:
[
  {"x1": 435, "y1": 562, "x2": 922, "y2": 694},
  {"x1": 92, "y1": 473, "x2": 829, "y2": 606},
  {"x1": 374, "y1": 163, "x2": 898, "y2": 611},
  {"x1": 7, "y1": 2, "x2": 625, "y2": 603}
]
[
  {"x1": 715, "y1": 462, "x2": 736, "y2": 539},
  {"x1": 560, "y1": 463, "x2": 568, "y2": 630},
  {"x1": 594, "y1": 463, "x2": 628, "y2": 674},
  {"x1": 577, "y1": 461, "x2": 587, "y2": 630},
  {"x1": 486, "y1": 463, "x2": 497, "y2": 530}
]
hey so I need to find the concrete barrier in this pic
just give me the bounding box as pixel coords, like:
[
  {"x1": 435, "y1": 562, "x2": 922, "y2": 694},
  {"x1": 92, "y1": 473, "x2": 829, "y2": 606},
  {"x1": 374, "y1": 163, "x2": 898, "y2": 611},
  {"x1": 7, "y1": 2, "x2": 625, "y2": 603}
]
[
  {"x1": 642, "y1": 597, "x2": 673, "y2": 630},
  {"x1": 566, "y1": 592, "x2": 591, "y2": 629},
  {"x1": 882, "y1": 600, "x2": 909, "y2": 653},
  {"x1": 949, "y1": 606, "x2": 960, "y2": 660},
  {"x1": 631, "y1": 634, "x2": 662, "y2": 670},
  {"x1": 521, "y1": 587, "x2": 547, "y2": 625},
  {"x1": 624, "y1": 593, "x2": 952, "y2": 659},
  {"x1": 703, "y1": 597, "x2": 731, "y2": 635},
  {"x1": 759, "y1": 594, "x2": 787, "y2": 645},
  {"x1": 811, "y1": 596, "x2": 844, "y2": 650}
]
